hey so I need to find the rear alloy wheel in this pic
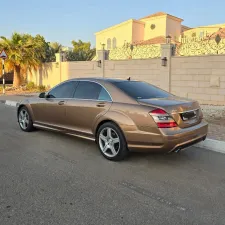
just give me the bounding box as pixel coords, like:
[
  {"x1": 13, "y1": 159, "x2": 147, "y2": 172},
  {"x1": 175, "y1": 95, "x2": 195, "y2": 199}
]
[
  {"x1": 97, "y1": 122, "x2": 129, "y2": 161},
  {"x1": 18, "y1": 107, "x2": 34, "y2": 132}
]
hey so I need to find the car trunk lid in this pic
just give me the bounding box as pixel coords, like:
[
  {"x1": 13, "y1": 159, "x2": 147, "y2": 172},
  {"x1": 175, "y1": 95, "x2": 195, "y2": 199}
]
[{"x1": 138, "y1": 96, "x2": 203, "y2": 128}]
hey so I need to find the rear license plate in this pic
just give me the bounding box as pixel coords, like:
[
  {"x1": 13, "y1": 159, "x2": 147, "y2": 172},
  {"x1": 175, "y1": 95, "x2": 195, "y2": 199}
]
[{"x1": 181, "y1": 110, "x2": 197, "y2": 121}]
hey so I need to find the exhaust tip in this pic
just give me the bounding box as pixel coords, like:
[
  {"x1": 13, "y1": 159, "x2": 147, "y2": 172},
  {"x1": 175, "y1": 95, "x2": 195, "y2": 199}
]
[{"x1": 174, "y1": 148, "x2": 182, "y2": 153}]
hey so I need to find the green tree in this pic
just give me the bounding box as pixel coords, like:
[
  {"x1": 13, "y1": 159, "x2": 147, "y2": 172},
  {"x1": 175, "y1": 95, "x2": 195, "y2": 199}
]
[
  {"x1": 42, "y1": 42, "x2": 56, "y2": 63},
  {"x1": 0, "y1": 32, "x2": 45, "y2": 87},
  {"x1": 42, "y1": 42, "x2": 63, "y2": 63},
  {"x1": 67, "y1": 40, "x2": 96, "y2": 61}
]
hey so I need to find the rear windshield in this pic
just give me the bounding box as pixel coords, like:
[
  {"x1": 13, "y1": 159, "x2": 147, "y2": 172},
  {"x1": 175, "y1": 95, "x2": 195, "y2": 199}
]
[{"x1": 112, "y1": 81, "x2": 171, "y2": 100}]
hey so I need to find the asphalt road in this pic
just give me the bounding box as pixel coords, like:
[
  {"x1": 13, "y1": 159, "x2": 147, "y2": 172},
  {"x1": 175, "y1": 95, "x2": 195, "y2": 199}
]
[{"x1": 0, "y1": 104, "x2": 225, "y2": 225}]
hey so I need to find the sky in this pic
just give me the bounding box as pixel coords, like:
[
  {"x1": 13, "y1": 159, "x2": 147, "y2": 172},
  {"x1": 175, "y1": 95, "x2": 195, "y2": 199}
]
[{"x1": 1, "y1": 0, "x2": 225, "y2": 47}]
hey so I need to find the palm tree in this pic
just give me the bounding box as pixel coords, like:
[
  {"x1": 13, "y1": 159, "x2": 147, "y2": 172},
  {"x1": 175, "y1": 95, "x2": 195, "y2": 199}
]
[
  {"x1": 49, "y1": 42, "x2": 62, "y2": 53},
  {"x1": 0, "y1": 32, "x2": 45, "y2": 87},
  {"x1": 65, "y1": 40, "x2": 96, "y2": 61}
]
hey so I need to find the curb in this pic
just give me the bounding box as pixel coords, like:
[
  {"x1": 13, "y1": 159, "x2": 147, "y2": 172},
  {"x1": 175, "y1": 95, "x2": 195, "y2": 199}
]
[
  {"x1": 195, "y1": 139, "x2": 225, "y2": 154},
  {"x1": 5, "y1": 100, "x2": 18, "y2": 107},
  {"x1": 0, "y1": 100, "x2": 19, "y2": 107},
  {"x1": 1, "y1": 100, "x2": 225, "y2": 154}
]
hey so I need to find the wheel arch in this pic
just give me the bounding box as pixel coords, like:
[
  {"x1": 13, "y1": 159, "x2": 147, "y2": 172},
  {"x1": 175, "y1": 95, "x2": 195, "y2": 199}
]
[
  {"x1": 95, "y1": 119, "x2": 121, "y2": 138},
  {"x1": 17, "y1": 104, "x2": 34, "y2": 122},
  {"x1": 93, "y1": 111, "x2": 137, "y2": 141},
  {"x1": 17, "y1": 104, "x2": 25, "y2": 121}
]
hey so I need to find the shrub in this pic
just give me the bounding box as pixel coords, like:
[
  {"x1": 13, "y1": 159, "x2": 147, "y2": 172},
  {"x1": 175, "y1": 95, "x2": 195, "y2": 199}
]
[
  {"x1": 26, "y1": 82, "x2": 36, "y2": 90},
  {"x1": 38, "y1": 85, "x2": 46, "y2": 92}
]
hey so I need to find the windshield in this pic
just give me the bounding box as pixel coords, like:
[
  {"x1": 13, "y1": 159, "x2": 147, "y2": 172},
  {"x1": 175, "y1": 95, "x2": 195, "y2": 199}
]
[{"x1": 112, "y1": 81, "x2": 171, "y2": 100}]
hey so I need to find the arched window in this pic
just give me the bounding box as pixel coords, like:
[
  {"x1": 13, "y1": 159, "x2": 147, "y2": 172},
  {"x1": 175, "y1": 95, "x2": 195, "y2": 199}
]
[
  {"x1": 112, "y1": 37, "x2": 117, "y2": 49},
  {"x1": 199, "y1": 31, "x2": 204, "y2": 38},
  {"x1": 107, "y1": 38, "x2": 111, "y2": 49}
]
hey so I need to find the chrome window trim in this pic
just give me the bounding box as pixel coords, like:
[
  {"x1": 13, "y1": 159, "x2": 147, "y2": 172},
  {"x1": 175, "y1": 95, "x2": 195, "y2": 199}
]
[
  {"x1": 46, "y1": 79, "x2": 113, "y2": 102},
  {"x1": 71, "y1": 98, "x2": 112, "y2": 103}
]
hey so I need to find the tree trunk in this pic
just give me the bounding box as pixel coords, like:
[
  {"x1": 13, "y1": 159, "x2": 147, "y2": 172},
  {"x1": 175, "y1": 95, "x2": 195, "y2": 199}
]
[{"x1": 13, "y1": 66, "x2": 22, "y2": 88}]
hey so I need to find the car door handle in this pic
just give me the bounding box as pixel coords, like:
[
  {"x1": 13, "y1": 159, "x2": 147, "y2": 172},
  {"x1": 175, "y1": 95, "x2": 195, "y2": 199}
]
[
  {"x1": 58, "y1": 101, "x2": 65, "y2": 105},
  {"x1": 96, "y1": 102, "x2": 105, "y2": 107}
]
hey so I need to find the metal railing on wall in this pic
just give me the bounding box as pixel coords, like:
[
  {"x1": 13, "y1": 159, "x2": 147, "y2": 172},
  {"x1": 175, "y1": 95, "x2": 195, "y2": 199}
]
[
  {"x1": 109, "y1": 41, "x2": 161, "y2": 60},
  {"x1": 176, "y1": 29, "x2": 225, "y2": 56}
]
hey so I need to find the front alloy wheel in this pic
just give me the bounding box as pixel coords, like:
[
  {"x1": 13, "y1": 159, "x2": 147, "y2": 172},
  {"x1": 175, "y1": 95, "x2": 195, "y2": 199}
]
[
  {"x1": 18, "y1": 106, "x2": 34, "y2": 132},
  {"x1": 97, "y1": 122, "x2": 129, "y2": 161}
]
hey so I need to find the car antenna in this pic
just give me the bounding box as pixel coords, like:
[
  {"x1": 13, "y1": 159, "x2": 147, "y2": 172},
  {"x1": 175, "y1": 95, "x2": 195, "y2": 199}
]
[{"x1": 127, "y1": 77, "x2": 131, "y2": 81}]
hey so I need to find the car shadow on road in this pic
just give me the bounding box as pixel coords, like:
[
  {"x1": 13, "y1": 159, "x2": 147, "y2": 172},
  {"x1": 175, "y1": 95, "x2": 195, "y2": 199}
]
[
  {"x1": 129, "y1": 150, "x2": 191, "y2": 163},
  {"x1": 34, "y1": 129, "x2": 214, "y2": 169}
]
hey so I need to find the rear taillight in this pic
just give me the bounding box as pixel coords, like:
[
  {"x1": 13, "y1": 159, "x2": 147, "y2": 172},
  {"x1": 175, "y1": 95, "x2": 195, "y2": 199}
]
[{"x1": 149, "y1": 108, "x2": 177, "y2": 128}]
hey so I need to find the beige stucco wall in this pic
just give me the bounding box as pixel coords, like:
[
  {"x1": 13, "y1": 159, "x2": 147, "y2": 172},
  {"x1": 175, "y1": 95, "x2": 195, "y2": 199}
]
[
  {"x1": 28, "y1": 63, "x2": 61, "y2": 88},
  {"x1": 104, "y1": 59, "x2": 161, "y2": 87},
  {"x1": 28, "y1": 59, "x2": 162, "y2": 88},
  {"x1": 63, "y1": 61, "x2": 100, "y2": 79},
  {"x1": 28, "y1": 54, "x2": 225, "y2": 105},
  {"x1": 28, "y1": 61, "x2": 102, "y2": 88},
  {"x1": 171, "y1": 55, "x2": 225, "y2": 105},
  {"x1": 67, "y1": 59, "x2": 162, "y2": 88}
]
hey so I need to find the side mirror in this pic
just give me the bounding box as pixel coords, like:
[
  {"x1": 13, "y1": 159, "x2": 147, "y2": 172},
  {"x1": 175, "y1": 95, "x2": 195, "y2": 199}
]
[{"x1": 39, "y1": 92, "x2": 46, "y2": 98}]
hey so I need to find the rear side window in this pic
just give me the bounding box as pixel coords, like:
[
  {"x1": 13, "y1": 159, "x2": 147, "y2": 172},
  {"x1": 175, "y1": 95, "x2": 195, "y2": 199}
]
[
  {"x1": 112, "y1": 81, "x2": 171, "y2": 100},
  {"x1": 74, "y1": 81, "x2": 102, "y2": 100},
  {"x1": 48, "y1": 81, "x2": 78, "y2": 98},
  {"x1": 98, "y1": 88, "x2": 111, "y2": 101}
]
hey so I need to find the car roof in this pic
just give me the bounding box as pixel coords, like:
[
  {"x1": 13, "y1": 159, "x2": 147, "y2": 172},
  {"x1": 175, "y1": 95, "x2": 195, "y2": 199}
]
[{"x1": 69, "y1": 77, "x2": 139, "y2": 83}]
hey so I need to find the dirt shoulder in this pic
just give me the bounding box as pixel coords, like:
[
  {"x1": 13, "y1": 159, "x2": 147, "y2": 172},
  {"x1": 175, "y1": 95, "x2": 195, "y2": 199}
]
[{"x1": 201, "y1": 105, "x2": 225, "y2": 141}]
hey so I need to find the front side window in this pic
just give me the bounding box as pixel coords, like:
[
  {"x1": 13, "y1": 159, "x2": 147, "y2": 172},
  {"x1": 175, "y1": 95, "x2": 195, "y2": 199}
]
[
  {"x1": 111, "y1": 81, "x2": 171, "y2": 100},
  {"x1": 48, "y1": 81, "x2": 78, "y2": 98}
]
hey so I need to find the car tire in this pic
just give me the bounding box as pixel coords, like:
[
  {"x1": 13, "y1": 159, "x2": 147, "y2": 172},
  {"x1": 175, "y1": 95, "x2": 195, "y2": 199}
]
[
  {"x1": 97, "y1": 122, "x2": 129, "y2": 161},
  {"x1": 18, "y1": 106, "x2": 34, "y2": 132}
]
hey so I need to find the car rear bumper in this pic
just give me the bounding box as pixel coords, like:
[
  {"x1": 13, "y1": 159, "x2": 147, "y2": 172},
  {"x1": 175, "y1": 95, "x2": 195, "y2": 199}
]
[{"x1": 127, "y1": 120, "x2": 208, "y2": 152}]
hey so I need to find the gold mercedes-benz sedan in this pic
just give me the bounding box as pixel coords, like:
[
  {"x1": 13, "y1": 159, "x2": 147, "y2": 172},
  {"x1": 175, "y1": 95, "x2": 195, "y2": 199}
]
[{"x1": 17, "y1": 78, "x2": 208, "y2": 161}]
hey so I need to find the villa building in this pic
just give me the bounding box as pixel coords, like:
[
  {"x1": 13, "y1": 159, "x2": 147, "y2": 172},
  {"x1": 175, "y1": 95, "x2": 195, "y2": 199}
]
[{"x1": 95, "y1": 12, "x2": 225, "y2": 50}]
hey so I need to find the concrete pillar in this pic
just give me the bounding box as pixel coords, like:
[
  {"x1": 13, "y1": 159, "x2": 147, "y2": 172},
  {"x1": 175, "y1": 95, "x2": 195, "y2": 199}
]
[
  {"x1": 55, "y1": 52, "x2": 66, "y2": 63},
  {"x1": 160, "y1": 44, "x2": 174, "y2": 92},
  {"x1": 55, "y1": 52, "x2": 66, "y2": 83},
  {"x1": 97, "y1": 50, "x2": 109, "y2": 61},
  {"x1": 97, "y1": 50, "x2": 109, "y2": 78}
]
